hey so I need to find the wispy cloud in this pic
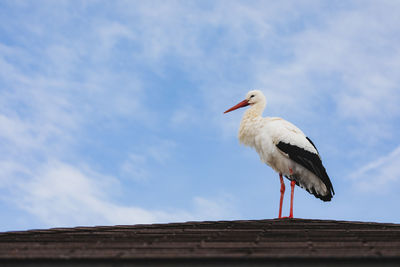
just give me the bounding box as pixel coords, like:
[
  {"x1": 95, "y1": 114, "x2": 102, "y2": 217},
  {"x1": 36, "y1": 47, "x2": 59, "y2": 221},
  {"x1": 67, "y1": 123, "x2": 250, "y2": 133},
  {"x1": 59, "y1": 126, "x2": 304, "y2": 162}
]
[
  {"x1": 120, "y1": 153, "x2": 149, "y2": 181},
  {"x1": 119, "y1": 138, "x2": 177, "y2": 181},
  {"x1": 9, "y1": 160, "x2": 237, "y2": 227},
  {"x1": 0, "y1": 1, "x2": 160, "y2": 229},
  {"x1": 350, "y1": 146, "x2": 400, "y2": 193},
  {"x1": 256, "y1": 3, "x2": 400, "y2": 126}
]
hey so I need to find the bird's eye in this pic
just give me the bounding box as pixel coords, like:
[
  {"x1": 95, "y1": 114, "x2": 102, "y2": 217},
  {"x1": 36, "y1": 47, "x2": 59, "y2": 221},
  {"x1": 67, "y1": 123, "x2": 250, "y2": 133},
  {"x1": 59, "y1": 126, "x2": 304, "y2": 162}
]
[{"x1": 250, "y1": 95, "x2": 255, "y2": 98}]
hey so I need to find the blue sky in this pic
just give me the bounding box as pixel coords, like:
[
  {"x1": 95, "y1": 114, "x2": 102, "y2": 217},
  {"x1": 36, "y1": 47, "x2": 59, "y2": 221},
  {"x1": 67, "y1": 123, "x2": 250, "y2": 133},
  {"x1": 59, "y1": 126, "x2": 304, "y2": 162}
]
[{"x1": 1, "y1": 0, "x2": 400, "y2": 231}]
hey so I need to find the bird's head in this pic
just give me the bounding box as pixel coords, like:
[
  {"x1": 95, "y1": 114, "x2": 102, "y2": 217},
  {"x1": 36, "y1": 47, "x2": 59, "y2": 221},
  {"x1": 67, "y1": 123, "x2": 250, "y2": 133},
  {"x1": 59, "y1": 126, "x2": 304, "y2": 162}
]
[{"x1": 224, "y1": 90, "x2": 266, "y2": 114}]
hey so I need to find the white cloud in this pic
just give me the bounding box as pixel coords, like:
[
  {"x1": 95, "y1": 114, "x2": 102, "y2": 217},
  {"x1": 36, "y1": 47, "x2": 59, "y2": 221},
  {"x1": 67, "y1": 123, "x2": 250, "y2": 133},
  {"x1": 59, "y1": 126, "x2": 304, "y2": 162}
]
[
  {"x1": 0, "y1": 3, "x2": 161, "y2": 228},
  {"x1": 0, "y1": 161, "x2": 30, "y2": 189},
  {"x1": 9, "y1": 160, "x2": 237, "y2": 227},
  {"x1": 350, "y1": 146, "x2": 400, "y2": 193},
  {"x1": 193, "y1": 194, "x2": 237, "y2": 219}
]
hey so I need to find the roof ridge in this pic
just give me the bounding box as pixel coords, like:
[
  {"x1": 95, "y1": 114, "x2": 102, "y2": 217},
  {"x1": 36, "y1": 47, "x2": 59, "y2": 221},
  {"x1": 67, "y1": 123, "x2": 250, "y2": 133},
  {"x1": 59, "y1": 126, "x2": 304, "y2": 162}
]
[{"x1": 2, "y1": 218, "x2": 400, "y2": 234}]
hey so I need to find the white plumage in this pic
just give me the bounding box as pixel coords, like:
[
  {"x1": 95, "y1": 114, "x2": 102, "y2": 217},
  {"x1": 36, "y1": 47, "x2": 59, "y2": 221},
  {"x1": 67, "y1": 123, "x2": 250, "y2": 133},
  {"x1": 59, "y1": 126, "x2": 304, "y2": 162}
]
[{"x1": 224, "y1": 90, "x2": 334, "y2": 218}]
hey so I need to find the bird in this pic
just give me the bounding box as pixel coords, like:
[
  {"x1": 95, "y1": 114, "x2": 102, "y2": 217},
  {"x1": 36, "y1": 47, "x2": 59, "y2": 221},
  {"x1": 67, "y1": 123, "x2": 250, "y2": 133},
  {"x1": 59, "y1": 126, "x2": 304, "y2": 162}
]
[{"x1": 224, "y1": 90, "x2": 334, "y2": 219}]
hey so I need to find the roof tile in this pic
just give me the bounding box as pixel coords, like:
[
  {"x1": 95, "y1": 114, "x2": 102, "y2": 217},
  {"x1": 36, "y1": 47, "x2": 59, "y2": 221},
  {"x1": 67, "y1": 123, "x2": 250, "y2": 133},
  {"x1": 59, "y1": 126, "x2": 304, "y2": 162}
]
[{"x1": 1, "y1": 218, "x2": 400, "y2": 262}]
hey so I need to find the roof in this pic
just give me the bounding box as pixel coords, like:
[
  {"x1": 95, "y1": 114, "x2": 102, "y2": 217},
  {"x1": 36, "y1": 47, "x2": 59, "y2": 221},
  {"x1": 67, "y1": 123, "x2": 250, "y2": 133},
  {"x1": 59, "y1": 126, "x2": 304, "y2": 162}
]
[{"x1": 1, "y1": 218, "x2": 400, "y2": 266}]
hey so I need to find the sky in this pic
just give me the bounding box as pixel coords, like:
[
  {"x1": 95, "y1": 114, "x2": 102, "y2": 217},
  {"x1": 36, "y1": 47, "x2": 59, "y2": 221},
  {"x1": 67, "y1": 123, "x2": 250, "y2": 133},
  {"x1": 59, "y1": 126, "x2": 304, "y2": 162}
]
[{"x1": 0, "y1": 0, "x2": 400, "y2": 231}]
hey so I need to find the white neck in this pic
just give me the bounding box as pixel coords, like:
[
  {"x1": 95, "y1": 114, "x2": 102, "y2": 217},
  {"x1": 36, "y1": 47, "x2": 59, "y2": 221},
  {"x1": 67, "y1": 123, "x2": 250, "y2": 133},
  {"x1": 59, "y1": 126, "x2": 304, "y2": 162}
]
[
  {"x1": 238, "y1": 102, "x2": 265, "y2": 146},
  {"x1": 244, "y1": 102, "x2": 265, "y2": 118}
]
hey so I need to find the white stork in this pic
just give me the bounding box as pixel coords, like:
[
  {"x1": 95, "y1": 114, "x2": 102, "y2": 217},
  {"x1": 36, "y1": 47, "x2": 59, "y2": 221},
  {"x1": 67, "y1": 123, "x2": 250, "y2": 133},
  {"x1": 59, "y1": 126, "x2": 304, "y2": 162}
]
[{"x1": 224, "y1": 90, "x2": 334, "y2": 218}]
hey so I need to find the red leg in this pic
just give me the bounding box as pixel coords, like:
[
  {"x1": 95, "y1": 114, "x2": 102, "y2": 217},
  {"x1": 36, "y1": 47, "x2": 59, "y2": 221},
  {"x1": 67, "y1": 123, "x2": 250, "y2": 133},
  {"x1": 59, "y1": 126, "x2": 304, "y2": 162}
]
[
  {"x1": 289, "y1": 180, "x2": 296, "y2": 218},
  {"x1": 279, "y1": 173, "x2": 285, "y2": 219}
]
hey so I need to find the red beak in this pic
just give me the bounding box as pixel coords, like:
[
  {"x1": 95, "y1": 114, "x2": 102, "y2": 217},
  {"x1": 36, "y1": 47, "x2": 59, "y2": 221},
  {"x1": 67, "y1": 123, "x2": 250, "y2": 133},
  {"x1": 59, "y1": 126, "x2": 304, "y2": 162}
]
[{"x1": 224, "y1": 99, "x2": 250, "y2": 114}]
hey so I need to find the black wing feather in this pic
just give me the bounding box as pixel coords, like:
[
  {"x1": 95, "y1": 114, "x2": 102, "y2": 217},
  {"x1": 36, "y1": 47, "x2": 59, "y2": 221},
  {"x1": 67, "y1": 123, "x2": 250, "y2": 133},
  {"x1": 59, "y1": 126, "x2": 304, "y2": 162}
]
[
  {"x1": 306, "y1": 137, "x2": 319, "y2": 154},
  {"x1": 276, "y1": 138, "x2": 334, "y2": 201}
]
